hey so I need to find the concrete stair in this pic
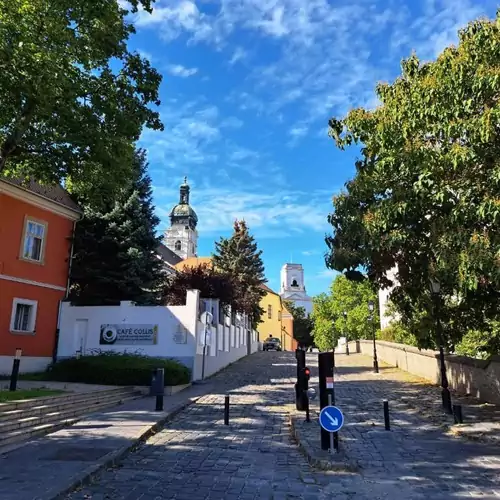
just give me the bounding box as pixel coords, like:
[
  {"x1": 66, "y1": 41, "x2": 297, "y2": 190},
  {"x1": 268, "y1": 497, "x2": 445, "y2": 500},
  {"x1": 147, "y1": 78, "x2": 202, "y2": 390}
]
[{"x1": 0, "y1": 387, "x2": 143, "y2": 451}]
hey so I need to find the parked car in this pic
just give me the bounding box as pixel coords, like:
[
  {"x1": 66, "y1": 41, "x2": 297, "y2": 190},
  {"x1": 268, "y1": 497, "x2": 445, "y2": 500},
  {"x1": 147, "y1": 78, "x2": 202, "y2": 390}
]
[{"x1": 263, "y1": 337, "x2": 282, "y2": 351}]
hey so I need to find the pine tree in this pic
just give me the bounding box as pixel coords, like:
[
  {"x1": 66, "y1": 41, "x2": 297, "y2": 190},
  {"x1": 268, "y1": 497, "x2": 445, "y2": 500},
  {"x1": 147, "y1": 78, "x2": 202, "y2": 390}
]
[
  {"x1": 70, "y1": 150, "x2": 166, "y2": 305},
  {"x1": 212, "y1": 220, "x2": 267, "y2": 324}
]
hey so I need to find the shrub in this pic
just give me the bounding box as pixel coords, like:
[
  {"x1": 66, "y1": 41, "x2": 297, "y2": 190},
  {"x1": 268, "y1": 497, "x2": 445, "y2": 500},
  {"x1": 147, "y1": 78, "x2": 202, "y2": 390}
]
[
  {"x1": 44, "y1": 352, "x2": 190, "y2": 386},
  {"x1": 378, "y1": 322, "x2": 419, "y2": 347}
]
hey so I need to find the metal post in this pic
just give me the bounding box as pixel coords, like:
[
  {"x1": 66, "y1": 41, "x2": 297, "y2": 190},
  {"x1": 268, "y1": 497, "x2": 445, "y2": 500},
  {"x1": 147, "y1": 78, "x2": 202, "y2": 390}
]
[
  {"x1": 435, "y1": 299, "x2": 452, "y2": 414},
  {"x1": 318, "y1": 352, "x2": 334, "y2": 450},
  {"x1": 383, "y1": 400, "x2": 390, "y2": 430},
  {"x1": 9, "y1": 349, "x2": 22, "y2": 392},
  {"x1": 155, "y1": 368, "x2": 164, "y2": 412},
  {"x1": 201, "y1": 325, "x2": 208, "y2": 381},
  {"x1": 453, "y1": 404, "x2": 463, "y2": 424},
  {"x1": 295, "y1": 348, "x2": 306, "y2": 410},
  {"x1": 372, "y1": 316, "x2": 379, "y2": 373},
  {"x1": 343, "y1": 312, "x2": 349, "y2": 355},
  {"x1": 224, "y1": 395, "x2": 230, "y2": 425}
]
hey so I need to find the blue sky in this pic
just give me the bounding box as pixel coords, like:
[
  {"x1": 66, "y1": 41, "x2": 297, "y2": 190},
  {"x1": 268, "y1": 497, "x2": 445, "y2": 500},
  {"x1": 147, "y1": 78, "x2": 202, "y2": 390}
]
[{"x1": 123, "y1": 0, "x2": 497, "y2": 297}]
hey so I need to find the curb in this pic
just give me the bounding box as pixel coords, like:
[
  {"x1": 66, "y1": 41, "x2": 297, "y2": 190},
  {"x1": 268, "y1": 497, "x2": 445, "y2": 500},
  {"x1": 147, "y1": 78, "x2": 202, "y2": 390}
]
[
  {"x1": 289, "y1": 414, "x2": 358, "y2": 473},
  {"x1": 46, "y1": 396, "x2": 201, "y2": 500}
]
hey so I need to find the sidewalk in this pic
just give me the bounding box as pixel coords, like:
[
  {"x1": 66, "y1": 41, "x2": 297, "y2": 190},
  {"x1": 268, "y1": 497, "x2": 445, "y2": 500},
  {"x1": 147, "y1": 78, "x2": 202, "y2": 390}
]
[
  {"x1": 295, "y1": 352, "x2": 500, "y2": 497},
  {"x1": 0, "y1": 381, "x2": 219, "y2": 500}
]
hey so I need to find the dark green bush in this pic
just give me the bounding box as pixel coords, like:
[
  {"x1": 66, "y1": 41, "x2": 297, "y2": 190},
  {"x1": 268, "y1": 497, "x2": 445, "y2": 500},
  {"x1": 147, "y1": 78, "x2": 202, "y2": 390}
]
[{"x1": 45, "y1": 352, "x2": 190, "y2": 386}]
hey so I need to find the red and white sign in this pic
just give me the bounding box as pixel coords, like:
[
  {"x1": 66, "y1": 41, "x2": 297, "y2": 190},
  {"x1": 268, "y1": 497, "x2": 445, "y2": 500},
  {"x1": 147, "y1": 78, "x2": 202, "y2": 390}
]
[{"x1": 326, "y1": 376, "x2": 334, "y2": 389}]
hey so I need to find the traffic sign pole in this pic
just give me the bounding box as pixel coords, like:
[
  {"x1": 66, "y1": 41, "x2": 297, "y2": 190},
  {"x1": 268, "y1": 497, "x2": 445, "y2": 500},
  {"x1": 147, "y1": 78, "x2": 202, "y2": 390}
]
[
  {"x1": 318, "y1": 352, "x2": 335, "y2": 450},
  {"x1": 328, "y1": 394, "x2": 334, "y2": 453}
]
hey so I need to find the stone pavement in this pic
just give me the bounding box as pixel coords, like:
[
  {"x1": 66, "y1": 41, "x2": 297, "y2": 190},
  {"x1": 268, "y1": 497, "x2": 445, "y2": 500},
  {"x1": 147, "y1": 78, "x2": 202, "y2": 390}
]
[
  {"x1": 308, "y1": 352, "x2": 500, "y2": 498},
  {"x1": 68, "y1": 351, "x2": 500, "y2": 500},
  {"x1": 0, "y1": 375, "x2": 238, "y2": 500}
]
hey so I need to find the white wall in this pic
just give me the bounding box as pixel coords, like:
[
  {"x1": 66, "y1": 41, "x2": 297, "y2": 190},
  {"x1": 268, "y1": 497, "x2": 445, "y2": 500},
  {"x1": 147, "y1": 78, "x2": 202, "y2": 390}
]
[
  {"x1": 57, "y1": 290, "x2": 200, "y2": 370},
  {"x1": 0, "y1": 356, "x2": 52, "y2": 375},
  {"x1": 192, "y1": 320, "x2": 259, "y2": 381},
  {"x1": 57, "y1": 291, "x2": 259, "y2": 383}
]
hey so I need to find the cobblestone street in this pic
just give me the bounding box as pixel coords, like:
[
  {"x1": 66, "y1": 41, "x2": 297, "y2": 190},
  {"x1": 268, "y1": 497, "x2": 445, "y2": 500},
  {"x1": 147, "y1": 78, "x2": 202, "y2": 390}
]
[{"x1": 68, "y1": 352, "x2": 500, "y2": 500}]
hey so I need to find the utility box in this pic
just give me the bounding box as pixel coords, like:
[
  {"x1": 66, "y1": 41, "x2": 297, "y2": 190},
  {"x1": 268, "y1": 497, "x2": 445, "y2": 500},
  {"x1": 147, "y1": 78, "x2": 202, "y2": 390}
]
[{"x1": 150, "y1": 368, "x2": 165, "y2": 396}]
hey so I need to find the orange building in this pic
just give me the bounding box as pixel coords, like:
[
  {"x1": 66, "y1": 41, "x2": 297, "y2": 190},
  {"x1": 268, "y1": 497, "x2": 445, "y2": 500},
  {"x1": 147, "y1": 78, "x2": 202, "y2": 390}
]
[{"x1": 0, "y1": 178, "x2": 81, "y2": 374}]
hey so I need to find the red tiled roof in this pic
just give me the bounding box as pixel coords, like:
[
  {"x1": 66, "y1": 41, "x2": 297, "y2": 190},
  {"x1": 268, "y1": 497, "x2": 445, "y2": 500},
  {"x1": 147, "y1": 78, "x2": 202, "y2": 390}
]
[{"x1": 1, "y1": 176, "x2": 81, "y2": 213}]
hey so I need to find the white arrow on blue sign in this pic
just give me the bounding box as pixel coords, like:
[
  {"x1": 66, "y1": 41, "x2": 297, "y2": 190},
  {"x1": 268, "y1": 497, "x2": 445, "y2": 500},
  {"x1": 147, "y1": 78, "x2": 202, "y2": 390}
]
[{"x1": 319, "y1": 405, "x2": 344, "y2": 432}]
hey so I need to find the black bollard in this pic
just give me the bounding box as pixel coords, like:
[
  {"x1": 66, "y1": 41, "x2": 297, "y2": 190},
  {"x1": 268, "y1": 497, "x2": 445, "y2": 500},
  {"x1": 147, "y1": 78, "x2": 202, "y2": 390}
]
[
  {"x1": 153, "y1": 367, "x2": 165, "y2": 412},
  {"x1": 155, "y1": 394, "x2": 163, "y2": 411},
  {"x1": 295, "y1": 349, "x2": 306, "y2": 410},
  {"x1": 224, "y1": 395, "x2": 230, "y2": 425},
  {"x1": 383, "y1": 400, "x2": 390, "y2": 430},
  {"x1": 9, "y1": 349, "x2": 22, "y2": 392},
  {"x1": 453, "y1": 404, "x2": 463, "y2": 424},
  {"x1": 318, "y1": 351, "x2": 335, "y2": 450}
]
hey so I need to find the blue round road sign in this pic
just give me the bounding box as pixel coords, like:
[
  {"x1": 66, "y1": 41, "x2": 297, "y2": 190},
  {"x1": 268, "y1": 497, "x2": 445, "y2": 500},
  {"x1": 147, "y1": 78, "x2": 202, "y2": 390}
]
[{"x1": 319, "y1": 406, "x2": 344, "y2": 432}]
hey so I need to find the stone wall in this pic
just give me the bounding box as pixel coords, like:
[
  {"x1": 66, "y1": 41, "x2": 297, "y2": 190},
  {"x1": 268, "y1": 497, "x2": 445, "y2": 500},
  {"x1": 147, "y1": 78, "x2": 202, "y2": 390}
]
[{"x1": 354, "y1": 340, "x2": 500, "y2": 404}]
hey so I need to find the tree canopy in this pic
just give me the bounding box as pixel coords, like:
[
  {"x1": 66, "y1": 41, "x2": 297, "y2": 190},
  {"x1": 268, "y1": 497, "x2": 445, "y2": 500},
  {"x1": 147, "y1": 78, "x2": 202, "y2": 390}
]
[
  {"x1": 0, "y1": 0, "x2": 162, "y2": 202},
  {"x1": 324, "y1": 12, "x2": 500, "y2": 351},
  {"x1": 283, "y1": 301, "x2": 314, "y2": 347},
  {"x1": 69, "y1": 150, "x2": 166, "y2": 305},
  {"x1": 312, "y1": 275, "x2": 379, "y2": 351},
  {"x1": 163, "y1": 263, "x2": 239, "y2": 310},
  {"x1": 212, "y1": 220, "x2": 267, "y2": 324}
]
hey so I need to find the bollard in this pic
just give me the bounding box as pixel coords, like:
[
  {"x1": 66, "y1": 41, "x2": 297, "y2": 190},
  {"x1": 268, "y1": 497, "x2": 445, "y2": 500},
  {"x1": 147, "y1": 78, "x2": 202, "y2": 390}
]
[
  {"x1": 453, "y1": 404, "x2": 463, "y2": 424},
  {"x1": 153, "y1": 367, "x2": 165, "y2": 412},
  {"x1": 155, "y1": 394, "x2": 163, "y2": 411},
  {"x1": 224, "y1": 395, "x2": 230, "y2": 425},
  {"x1": 9, "y1": 349, "x2": 22, "y2": 392},
  {"x1": 383, "y1": 400, "x2": 390, "y2": 430},
  {"x1": 318, "y1": 352, "x2": 335, "y2": 450}
]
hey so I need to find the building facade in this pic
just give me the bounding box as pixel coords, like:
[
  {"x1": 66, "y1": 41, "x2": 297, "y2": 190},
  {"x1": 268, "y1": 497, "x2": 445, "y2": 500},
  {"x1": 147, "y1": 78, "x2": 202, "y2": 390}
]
[
  {"x1": 164, "y1": 177, "x2": 198, "y2": 260},
  {"x1": 0, "y1": 178, "x2": 81, "y2": 374},
  {"x1": 257, "y1": 284, "x2": 295, "y2": 350},
  {"x1": 279, "y1": 263, "x2": 313, "y2": 316}
]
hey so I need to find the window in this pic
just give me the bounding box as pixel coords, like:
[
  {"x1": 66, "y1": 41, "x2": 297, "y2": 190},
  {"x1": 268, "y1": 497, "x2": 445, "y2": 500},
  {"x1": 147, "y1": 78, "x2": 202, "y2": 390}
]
[
  {"x1": 278, "y1": 310, "x2": 282, "y2": 321},
  {"x1": 291, "y1": 279, "x2": 299, "y2": 287},
  {"x1": 174, "y1": 240, "x2": 182, "y2": 251},
  {"x1": 21, "y1": 218, "x2": 47, "y2": 263},
  {"x1": 267, "y1": 304, "x2": 272, "y2": 319},
  {"x1": 10, "y1": 298, "x2": 38, "y2": 334}
]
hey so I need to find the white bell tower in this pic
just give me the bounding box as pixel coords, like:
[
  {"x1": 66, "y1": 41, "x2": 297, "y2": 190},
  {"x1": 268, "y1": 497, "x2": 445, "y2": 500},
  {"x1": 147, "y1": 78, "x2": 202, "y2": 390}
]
[
  {"x1": 280, "y1": 263, "x2": 313, "y2": 316},
  {"x1": 164, "y1": 177, "x2": 198, "y2": 260}
]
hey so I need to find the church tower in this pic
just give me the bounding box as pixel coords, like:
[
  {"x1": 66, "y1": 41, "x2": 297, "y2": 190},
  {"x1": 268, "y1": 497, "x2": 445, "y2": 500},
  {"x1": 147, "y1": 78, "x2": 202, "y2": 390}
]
[
  {"x1": 164, "y1": 177, "x2": 198, "y2": 260},
  {"x1": 280, "y1": 263, "x2": 313, "y2": 316}
]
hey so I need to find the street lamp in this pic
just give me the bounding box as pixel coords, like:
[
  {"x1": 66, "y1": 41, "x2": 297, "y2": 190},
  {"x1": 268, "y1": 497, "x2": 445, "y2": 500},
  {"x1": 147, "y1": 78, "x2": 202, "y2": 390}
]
[
  {"x1": 429, "y1": 278, "x2": 452, "y2": 414},
  {"x1": 368, "y1": 300, "x2": 379, "y2": 373},
  {"x1": 343, "y1": 311, "x2": 349, "y2": 355}
]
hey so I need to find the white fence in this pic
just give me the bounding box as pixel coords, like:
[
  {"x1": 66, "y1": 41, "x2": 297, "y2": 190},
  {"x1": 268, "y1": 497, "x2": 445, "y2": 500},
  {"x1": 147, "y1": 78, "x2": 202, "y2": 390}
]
[{"x1": 57, "y1": 290, "x2": 258, "y2": 381}]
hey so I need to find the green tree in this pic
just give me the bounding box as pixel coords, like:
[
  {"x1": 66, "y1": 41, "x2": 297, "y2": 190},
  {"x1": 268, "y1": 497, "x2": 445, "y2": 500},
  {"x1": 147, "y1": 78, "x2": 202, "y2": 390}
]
[
  {"x1": 0, "y1": 0, "x2": 162, "y2": 201},
  {"x1": 212, "y1": 220, "x2": 267, "y2": 325},
  {"x1": 163, "y1": 263, "x2": 238, "y2": 310},
  {"x1": 311, "y1": 275, "x2": 378, "y2": 350},
  {"x1": 283, "y1": 301, "x2": 314, "y2": 347},
  {"x1": 69, "y1": 150, "x2": 166, "y2": 305},
  {"x1": 325, "y1": 12, "x2": 500, "y2": 351}
]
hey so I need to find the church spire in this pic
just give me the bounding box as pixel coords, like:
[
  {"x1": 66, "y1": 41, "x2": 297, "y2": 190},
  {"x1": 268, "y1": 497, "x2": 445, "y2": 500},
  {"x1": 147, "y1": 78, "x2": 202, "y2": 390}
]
[{"x1": 179, "y1": 176, "x2": 190, "y2": 204}]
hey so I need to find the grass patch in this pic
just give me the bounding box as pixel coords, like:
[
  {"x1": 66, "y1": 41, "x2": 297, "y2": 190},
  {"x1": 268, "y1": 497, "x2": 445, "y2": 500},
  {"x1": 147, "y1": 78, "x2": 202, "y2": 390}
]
[
  {"x1": 34, "y1": 352, "x2": 191, "y2": 387},
  {"x1": 0, "y1": 389, "x2": 65, "y2": 403}
]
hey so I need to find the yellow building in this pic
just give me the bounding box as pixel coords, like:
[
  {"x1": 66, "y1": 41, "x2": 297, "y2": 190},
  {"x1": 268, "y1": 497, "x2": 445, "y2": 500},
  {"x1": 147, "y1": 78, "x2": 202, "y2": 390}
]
[
  {"x1": 172, "y1": 257, "x2": 296, "y2": 350},
  {"x1": 258, "y1": 284, "x2": 296, "y2": 351}
]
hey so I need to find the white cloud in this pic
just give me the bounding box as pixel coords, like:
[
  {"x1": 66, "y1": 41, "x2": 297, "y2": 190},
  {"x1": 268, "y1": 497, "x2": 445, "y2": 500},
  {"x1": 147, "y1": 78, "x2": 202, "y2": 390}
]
[
  {"x1": 302, "y1": 249, "x2": 321, "y2": 256},
  {"x1": 154, "y1": 184, "x2": 334, "y2": 238},
  {"x1": 137, "y1": 49, "x2": 153, "y2": 62},
  {"x1": 316, "y1": 269, "x2": 338, "y2": 279},
  {"x1": 229, "y1": 46, "x2": 247, "y2": 65},
  {"x1": 139, "y1": 100, "x2": 221, "y2": 168},
  {"x1": 220, "y1": 116, "x2": 244, "y2": 129},
  {"x1": 135, "y1": 0, "x2": 496, "y2": 127},
  {"x1": 167, "y1": 64, "x2": 198, "y2": 77}
]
